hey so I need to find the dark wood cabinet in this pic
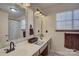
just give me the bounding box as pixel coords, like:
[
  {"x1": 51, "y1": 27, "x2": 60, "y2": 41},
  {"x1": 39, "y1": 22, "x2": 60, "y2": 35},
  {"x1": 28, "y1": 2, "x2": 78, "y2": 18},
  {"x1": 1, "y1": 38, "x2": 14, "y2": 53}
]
[
  {"x1": 40, "y1": 45, "x2": 48, "y2": 56},
  {"x1": 65, "y1": 33, "x2": 79, "y2": 50},
  {"x1": 33, "y1": 39, "x2": 51, "y2": 56}
]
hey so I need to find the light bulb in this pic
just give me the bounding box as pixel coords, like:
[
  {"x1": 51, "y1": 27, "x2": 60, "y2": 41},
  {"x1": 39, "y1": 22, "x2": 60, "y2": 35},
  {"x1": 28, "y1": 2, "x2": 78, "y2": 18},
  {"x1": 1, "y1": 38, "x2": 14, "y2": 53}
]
[
  {"x1": 10, "y1": 8, "x2": 16, "y2": 12},
  {"x1": 39, "y1": 13, "x2": 42, "y2": 15}
]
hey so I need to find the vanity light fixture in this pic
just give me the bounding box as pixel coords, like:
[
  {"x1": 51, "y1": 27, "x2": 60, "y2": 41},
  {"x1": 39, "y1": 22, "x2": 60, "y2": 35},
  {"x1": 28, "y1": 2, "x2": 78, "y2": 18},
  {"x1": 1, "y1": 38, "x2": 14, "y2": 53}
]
[
  {"x1": 34, "y1": 9, "x2": 40, "y2": 15},
  {"x1": 39, "y1": 13, "x2": 42, "y2": 16},
  {"x1": 35, "y1": 8, "x2": 46, "y2": 17},
  {"x1": 10, "y1": 8, "x2": 17, "y2": 12}
]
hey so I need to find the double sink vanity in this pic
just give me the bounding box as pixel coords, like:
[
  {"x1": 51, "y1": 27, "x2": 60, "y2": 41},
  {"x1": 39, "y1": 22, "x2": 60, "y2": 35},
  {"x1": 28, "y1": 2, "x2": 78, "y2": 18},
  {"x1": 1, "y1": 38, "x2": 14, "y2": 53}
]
[
  {"x1": 0, "y1": 3, "x2": 51, "y2": 56},
  {"x1": 0, "y1": 37, "x2": 51, "y2": 56}
]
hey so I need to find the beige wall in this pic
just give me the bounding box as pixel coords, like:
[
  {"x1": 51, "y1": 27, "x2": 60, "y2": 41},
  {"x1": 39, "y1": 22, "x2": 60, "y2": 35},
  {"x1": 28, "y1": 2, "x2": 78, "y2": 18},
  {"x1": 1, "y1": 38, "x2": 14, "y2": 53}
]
[
  {"x1": 34, "y1": 16, "x2": 41, "y2": 36},
  {"x1": 26, "y1": 8, "x2": 34, "y2": 38},
  {"x1": 27, "y1": 8, "x2": 34, "y2": 29},
  {"x1": 42, "y1": 16, "x2": 53, "y2": 38},
  {"x1": 0, "y1": 10, "x2": 8, "y2": 48},
  {"x1": 42, "y1": 4, "x2": 79, "y2": 53}
]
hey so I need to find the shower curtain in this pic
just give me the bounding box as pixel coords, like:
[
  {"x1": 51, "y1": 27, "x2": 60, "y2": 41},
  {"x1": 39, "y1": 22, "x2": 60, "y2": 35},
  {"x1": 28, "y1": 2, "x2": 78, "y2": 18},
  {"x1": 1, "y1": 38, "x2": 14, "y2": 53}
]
[{"x1": 9, "y1": 20, "x2": 20, "y2": 40}]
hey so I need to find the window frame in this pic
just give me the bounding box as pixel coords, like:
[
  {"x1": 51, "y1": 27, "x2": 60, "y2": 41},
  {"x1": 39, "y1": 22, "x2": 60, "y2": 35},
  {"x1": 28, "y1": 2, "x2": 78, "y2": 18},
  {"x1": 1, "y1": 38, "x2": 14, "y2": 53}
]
[{"x1": 56, "y1": 9, "x2": 79, "y2": 32}]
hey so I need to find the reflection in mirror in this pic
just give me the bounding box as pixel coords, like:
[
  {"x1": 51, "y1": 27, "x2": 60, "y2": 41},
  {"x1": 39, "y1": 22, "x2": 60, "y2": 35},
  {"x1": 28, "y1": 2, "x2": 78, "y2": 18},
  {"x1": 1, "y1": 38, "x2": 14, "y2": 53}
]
[
  {"x1": 0, "y1": 3, "x2": 27, "y2": 48},
  {"x1": 8, "y1": 4, "x2": 26, "y2": 41}
]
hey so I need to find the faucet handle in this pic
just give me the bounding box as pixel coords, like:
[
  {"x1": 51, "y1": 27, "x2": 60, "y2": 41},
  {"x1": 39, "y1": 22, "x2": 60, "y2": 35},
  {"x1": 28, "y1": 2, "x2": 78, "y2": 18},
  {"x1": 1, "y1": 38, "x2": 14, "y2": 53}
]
[
  {"x1": 4, "y1": 49, "x2": 9, "y2": 53},
  {"x1": 4, "y1": 49, "x2": 7, "y2": 51},
  {"x1": 4, "y1": 49, "x2": 9, "y2": 51}
]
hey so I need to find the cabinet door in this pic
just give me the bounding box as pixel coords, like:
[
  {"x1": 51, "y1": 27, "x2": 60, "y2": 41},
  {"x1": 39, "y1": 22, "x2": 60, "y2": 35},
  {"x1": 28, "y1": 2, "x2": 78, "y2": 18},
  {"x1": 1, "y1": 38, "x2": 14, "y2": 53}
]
[
  {"x1": 40, "y1": 44, "x2": 48, "y2": 56},
  {"x1": 40, "y1": 43, "x2": 47, "y2": 54}
]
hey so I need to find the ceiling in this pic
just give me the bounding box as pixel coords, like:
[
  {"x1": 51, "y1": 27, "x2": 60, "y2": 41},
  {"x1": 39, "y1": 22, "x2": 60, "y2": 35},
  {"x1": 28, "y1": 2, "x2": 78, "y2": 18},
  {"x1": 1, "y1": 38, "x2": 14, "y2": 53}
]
[
  {"x1": 31, "y1": 3, "x2": 59, "y2": 15},
  {"x1": 0, "y1": 3, "x2": 58, "y2": 19},
  {"x1": 0, "y1": 3, "x2": 25, "y2": 20},
  {"x1": 0, "y1": 3, "x2": 60, "y2": 18},
  {"x1": 32, "y1": 3, "x2": 57, "y2": 9},
  {"x1": 31, "y1": 3, "x2": 79, "y2": 15},
  {"x1": 0, "y1": 3, "x2": 79, "y2": 18}
]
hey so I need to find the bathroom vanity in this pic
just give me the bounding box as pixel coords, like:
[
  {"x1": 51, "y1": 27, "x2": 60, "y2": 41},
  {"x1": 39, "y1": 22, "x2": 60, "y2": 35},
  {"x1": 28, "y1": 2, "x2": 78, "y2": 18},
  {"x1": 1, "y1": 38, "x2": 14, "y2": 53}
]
[
  {"x1": 0, "y1": 37, "x2": 51, "y2": 56},
  {"x1": 33, "y1": 38, "x2": 50, "y2": 56},
  {"x1": 0, "y1": 3, "x2": 51, "y2": 56}
]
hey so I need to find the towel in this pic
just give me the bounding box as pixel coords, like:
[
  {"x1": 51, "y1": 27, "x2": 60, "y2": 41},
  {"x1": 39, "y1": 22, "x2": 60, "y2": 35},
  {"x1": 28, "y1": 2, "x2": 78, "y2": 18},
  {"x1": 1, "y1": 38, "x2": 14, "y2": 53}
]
[{"x1": 29, "y1": 28, "x2": 34, "y2": 35}]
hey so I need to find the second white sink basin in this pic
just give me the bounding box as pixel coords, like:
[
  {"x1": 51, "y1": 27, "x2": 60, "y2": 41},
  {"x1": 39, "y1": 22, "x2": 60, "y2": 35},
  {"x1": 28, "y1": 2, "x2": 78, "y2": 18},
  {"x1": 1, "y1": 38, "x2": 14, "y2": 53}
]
[{"x1": 34, "y1": 39, "x2": 44, "y2": 46}]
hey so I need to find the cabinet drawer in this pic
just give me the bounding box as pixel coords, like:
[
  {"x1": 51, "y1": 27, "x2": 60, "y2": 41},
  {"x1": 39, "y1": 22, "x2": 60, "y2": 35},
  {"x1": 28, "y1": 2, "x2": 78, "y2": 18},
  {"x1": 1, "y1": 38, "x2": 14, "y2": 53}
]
[{"x1": 40, "y1": 43, "x2": 47, "y2": 54}]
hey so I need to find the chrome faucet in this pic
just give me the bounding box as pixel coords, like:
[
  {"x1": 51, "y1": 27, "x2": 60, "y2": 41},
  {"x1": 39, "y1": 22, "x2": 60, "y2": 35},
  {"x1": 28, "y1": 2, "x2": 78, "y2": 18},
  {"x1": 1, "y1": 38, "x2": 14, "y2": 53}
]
[{"x1": 4, "y1": 41, "x2": 15, "y2": 53}]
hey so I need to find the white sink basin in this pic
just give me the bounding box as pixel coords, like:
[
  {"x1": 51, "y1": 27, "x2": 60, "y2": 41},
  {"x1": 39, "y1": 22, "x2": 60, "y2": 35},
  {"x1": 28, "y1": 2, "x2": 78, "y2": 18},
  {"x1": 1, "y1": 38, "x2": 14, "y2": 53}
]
[{"x1": 34, "y1": 39, "x2": 44, "y2": 46}]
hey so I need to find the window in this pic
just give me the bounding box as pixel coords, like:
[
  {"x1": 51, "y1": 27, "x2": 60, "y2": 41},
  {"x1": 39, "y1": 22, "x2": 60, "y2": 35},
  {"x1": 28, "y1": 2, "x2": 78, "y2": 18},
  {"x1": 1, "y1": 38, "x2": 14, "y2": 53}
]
[
  {"x1": 56, "y1": 9, "x2": 79, "y2": 32},
  {"x1": 56, "y1": 11, "x2": 72, "y2": 30},
  {"x1": 20, "y1": 20, "x2": 26, "y2": 30},
  {"x1": 73, "y1": 9, "x2": 79, "y2": 30}
]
